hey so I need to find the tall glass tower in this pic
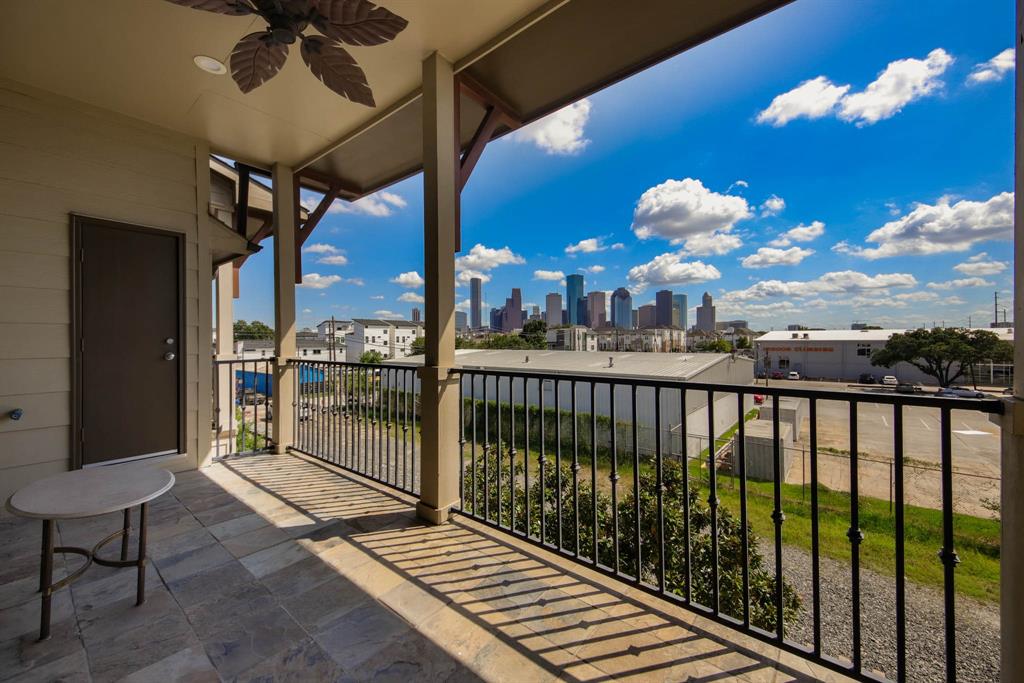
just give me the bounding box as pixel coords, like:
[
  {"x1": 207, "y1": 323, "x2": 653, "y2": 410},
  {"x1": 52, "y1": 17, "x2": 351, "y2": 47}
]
[
  {"x1": 566, "y1": 274, "x2": 584, "y2": 325},
  {"x1": 672, "y1": 293, "x2": 687, "y2": 329},
  {"x1": 611, "y1": 287, "x2": 633, "y2": 328},
  {"x1": 470, "y1": 277, "x2": 482, "y2": 329}
]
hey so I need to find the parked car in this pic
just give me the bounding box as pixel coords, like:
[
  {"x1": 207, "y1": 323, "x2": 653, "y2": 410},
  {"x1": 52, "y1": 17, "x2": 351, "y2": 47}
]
[
  {"x1": 787, "y1": 371, "x2": 801, "y2": 380},
  {"x1": 858, "y1": 373, "x2": 876, "y2": 384},
  {"x1": 895, "y1": 382, "x2": 923, "y2": 394},
  {"x1": 881, "y1": 375, "x2": 898, "y2": 386},
  {"x1": 753, "y1": 394, "x2": 765, "y2": 405},
  {"x1": 937, "y1": 387, "x2": 987, "y2": 399},
  {"x1": 770, "y1": 371, "x2": 785, "y2": 380}
]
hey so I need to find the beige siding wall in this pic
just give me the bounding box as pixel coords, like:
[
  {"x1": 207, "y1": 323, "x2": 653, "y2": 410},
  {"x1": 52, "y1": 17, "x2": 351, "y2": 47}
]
[{"x1": 0, "y1": 79, "x2": 213, "y2": 506}]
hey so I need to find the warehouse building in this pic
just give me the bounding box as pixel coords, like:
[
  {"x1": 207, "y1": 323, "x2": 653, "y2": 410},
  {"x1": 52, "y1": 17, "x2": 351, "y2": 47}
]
[
  {"x1": 395, "y1": 349, "x2": 755, "y2": 459},
  {"x1": 754, "y1": 328, "x2": 1014, "y2": 384}
]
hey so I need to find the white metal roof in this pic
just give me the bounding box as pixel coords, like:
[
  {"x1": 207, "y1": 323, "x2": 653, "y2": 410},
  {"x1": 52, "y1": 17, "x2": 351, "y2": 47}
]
[
  {"x1": 394, "y1": 349, "x2": 751, "y2": 381},
  {"x1": 756, "y1": 328, "x2": 1014, "y2": 343}
]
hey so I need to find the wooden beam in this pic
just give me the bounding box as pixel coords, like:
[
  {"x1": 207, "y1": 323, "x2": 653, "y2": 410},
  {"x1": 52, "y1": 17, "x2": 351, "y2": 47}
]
[
  {"x1": 230, "y1": 219, "x2": 272, "y2": 299},
  {"x1": 458, "y1": 72, "x2": 522, "y2": 128},
  {"x1": 294, "y1": 184, "x2": 343, "y2": 284},
  {"x1": 234, "y1": 163, "x2": 250, "y2": 237},
  {"x1": 460, "y1": 105, "x2": 502, "y2": 191},
  {"x1": 296, "y1": 167, "x2": 362, "y2": 199}
]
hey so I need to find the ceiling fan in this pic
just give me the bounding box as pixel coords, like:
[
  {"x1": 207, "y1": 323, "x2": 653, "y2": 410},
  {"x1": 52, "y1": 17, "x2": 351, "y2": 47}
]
[{"x1": 166, "y1": 0, "x2": 408, "y2": 107}]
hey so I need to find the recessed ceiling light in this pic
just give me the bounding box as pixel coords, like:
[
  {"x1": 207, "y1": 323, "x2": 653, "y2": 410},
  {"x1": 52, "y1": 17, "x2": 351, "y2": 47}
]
[{"x1": 193, "y1": 55, "x2": 226, "y2": 75}]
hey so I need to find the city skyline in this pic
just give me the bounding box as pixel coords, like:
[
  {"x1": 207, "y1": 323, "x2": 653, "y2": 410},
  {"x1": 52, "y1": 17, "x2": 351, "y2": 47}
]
[{"x1": 232, "y1": 0, "x2": 1014, "y2": 332}]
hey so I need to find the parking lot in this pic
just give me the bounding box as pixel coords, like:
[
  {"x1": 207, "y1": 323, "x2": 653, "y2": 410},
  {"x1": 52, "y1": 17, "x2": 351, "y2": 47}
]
[{"x1": 756, "y1": 379, "x2": 1002, "y2": 516}]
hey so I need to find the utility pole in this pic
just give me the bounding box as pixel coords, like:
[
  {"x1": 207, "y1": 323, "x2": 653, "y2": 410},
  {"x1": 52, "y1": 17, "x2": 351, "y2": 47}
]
[{"x1": 995, "y1": 291, "x2": 999, "y2": 327}]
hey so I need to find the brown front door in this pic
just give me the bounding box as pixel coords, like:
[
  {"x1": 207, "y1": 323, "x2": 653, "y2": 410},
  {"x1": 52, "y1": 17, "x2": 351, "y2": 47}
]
[{"x1": 73, "y1": 216, "x2": 184, "y2": 466}]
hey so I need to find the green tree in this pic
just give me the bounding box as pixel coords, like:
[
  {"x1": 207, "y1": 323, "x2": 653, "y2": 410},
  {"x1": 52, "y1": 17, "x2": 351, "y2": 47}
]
[
  {"x1": 463, "y1": 453, "x2": 799, "y2": 632},
  {"x1": 735, "y1": 336, "x2": 751, "y2": 350},
  {"x1": 409, "y1": 336, "x2": 426, "y2": 356},
  {"x1": 520, "y1": 319, "x2": 548, "y2": 349},
  {"x1": 359, "y1": 350, "x2": 384, "y2": 364},
  {"x1": 871, "y1": 327, "x2": 1010, "y2": 387},
  {"x1": 696, "y1": 339, "x2": 732, "y2": 353},
  {"x1": 233, "y1": 319, "x2": 274, "y2": 339},
  {"x1": 481, "y1": 334, "x2": 531, "y2": 350}
]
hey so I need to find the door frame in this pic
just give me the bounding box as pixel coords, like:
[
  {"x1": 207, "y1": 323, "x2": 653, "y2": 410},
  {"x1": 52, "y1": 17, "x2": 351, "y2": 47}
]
[{"x1": 70, "y1": 214, "x2": 187, "y2": 469}]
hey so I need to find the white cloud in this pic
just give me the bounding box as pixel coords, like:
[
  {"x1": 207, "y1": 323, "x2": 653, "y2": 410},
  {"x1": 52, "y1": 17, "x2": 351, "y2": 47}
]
[
  {"x1": 756, "y1": 76, "x2": 851, "y2": 126},
  {"x1": 398, "y1": 292, "x2": 424, "y2": 304},
  {"x1": 757, "y1": 49, "x2": 953, "y2": 127},
  {"x1": 374, "y1": 310, "x2": 401, "y2": 318},
  {"x1": 565, "y1": 237, "x2": 608, "y2": 254},
  {"x1": 317, "y1": 254, "x2": 349, "y2": 266},
  {"x1": 769, "y1": 220, "x2": 825, "y2": 247},
  {"x1": 926, "y1": 277, "x2": 994, "y2": 290},
  {"x1": 610, "y1": 242, "x2": 625, "y2": 250},
  {"x1": 631, "y1": 178, "x2": 751, "y2": 256},
  {"x1": 456, "y1": 269, "x2": 491, "y2": 285},
  {"x1": 581, "y1": 265, "x2": 605, "y2": 274},
  {"x1": 967, "y1": 48, "x2": 1014, "y2": 84},
  {"x1": 390, "y1": 271, "x2": 425, "y2": 288},
  {"x1": 680, "y1": 232, "x2": 744, "y2": 256},
  {"x1": 301, "y1": 308, "x2": 312, "y2": 314},
  {"x1": 298, "y1": 273, "x2": 342, "y2": 289},
  {"x1": 456, "y1": 244, "x2": 525, "y2": 274},
  {"x1": 839, "y1": 49, "x2": 953, "y2": 125},
  {"x1": 303, "y1": 243, "x2": 340, "y2": 254},
  {"x1": 722, "y1": 270, "x2": 917, "y2": 301},
  {"x1": 370, "y1": 295, "x2": 385, "y2": 300},
  {"x1": 760, "y1": 194, "x2": 786, "y2": 217},
  {"x1": 302, "y1": 189, "x2": 408, "y2": 218},
  {"x1": 740, "y1": 246, "x2": 814, "y2": 268},
  {"x1": 833, "y1": 192, "x2": 1013, "y2": 259},
  {"x1": 727, "y1": 180, "x2": 750, "y2": 192},
  {"x1": 343, "y1": 277, "x2": 364, "y2": 286},
  {"x1": 533, "y1": 269, "x2": 566, "y2": 281},
  {"x1": 953, "y1": 256, "x2": 1008, "y2": 276},
  {"x1": 512, "y1": 99, "x2": 591, "y2": 155},
  {"x1": 627, "y1": 252, "x2": 722, "y2": 289}
]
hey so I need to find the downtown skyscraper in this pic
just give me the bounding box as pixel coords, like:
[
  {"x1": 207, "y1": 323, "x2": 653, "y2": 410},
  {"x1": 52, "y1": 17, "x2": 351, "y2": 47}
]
[
  {"x1": 566, "y1": 274, "x2": 584, "y2": 326},
  {"x1": 470, "y1": 277, "x2": 482, "y2": 330}
]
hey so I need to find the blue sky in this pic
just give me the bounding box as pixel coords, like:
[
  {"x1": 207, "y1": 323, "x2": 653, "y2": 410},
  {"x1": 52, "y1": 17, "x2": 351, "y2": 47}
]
[{"x1": 234, "y1": 0, "x2": 1015, "y2": 331}]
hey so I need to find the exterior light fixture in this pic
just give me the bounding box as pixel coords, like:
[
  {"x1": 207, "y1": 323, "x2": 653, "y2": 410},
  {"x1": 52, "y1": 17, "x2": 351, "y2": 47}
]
[{"x1": 193, "y1": 55, "x2": 227, "y2": 75}]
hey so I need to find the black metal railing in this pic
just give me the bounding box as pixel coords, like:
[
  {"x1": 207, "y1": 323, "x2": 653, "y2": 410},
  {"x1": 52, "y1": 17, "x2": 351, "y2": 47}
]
[
  {"x1": 212, "y1": 357, "x2": 276, "y2": 458},
  {"x1": 452, "y1": 367, "x2": 1004, "y2": 683},
  {"x1": 289, "y1": 360, "x2": 420, "y2": 496}
]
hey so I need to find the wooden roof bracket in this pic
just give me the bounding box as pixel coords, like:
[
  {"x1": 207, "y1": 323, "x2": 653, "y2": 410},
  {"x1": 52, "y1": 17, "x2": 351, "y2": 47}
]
[{"x1": 454, "y1": 73, "x2": 523, "y2": 252}]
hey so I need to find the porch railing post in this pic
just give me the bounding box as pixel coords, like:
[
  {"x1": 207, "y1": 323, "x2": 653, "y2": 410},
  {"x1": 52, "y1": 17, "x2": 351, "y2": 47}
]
[
  {"x1": 272, "y1": 163, "x2": 297, "y2": 454},
  {"x1": 214, "y1": 262, "x2": 235, "y2": 440},
  {"x1": 416, "y1": 51, "x2": 460, "y2": 524},
  {"x1": 1002, "y1": 3, "x2": 1023, "y2": 678}
]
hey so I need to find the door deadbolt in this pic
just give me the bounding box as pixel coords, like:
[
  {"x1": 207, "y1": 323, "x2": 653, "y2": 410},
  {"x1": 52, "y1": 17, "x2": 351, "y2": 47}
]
[
  {"x1": 164, "y1": 352, "x2": 176, "y2": 361},
  {"x1": 165, "y1": 338, "x2": 175, "y2": 345}
]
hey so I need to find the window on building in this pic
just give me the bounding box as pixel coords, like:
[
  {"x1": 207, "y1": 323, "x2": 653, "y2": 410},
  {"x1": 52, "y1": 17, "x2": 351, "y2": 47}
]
[
  {"x1": 856, "y1": 343, "x2": 873, "y2": 357},
  {"x1": 778, "y1": 357, "x2": 790, "y2": 369}
]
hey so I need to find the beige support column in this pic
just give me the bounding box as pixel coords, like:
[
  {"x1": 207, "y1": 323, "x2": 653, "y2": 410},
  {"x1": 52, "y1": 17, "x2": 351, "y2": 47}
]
[
  {"x1": 214, "y1": 262, "x2": 235, "y2": 440},
  {"x1": 1000, "y1": 3, "x2": 1023, "y2": 679},
  {"x1": 272, "y1": 164, "x2": 297, "y2": 454},
  {"x1": 417, "y1": 51, "x2": 460, "y2": 525}
]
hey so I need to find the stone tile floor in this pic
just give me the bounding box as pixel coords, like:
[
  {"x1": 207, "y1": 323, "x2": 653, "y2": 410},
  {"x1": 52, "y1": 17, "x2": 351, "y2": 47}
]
[{"x1": 0, "y1": 453, "x2": 852, "y2": 682}]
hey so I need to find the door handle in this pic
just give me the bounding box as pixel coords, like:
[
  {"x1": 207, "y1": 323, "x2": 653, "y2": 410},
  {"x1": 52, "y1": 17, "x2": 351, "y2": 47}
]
[{"x1": 164, "y1": 352, "x2": 176, "y2": 361}]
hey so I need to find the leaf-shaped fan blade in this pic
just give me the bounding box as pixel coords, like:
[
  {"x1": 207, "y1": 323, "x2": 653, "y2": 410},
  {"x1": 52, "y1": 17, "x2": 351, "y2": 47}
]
[
  {"x1": 301, "y1": 36, "x2": 375, "y2": 106},
  {"x1": 230, "y1": 32, "x2": 289, "y2": 93},
  {"x1": 313, "y1": 0, "x2": 408, "y2": 46},
  {"x1": 164, "y1": 0, "x2": 252, "y2": 15}
]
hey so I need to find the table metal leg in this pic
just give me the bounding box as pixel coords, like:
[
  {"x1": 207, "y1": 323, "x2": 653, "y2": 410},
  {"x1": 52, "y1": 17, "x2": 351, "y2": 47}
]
[
  {"x1": 39, "y1": 519, "x2": 54, "y2": 641},
  {"x1": 121, "y1": 508, "x2": 131, "y2": 562},
  {"x1": 136, "y1": 502, "x2": 147, "y2": 606}
]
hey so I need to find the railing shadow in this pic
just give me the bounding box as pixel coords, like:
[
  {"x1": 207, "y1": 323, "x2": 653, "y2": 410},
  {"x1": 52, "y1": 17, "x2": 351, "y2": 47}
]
[{"x1": 215, "y1": 453, "x2": 821, "y2": 682}]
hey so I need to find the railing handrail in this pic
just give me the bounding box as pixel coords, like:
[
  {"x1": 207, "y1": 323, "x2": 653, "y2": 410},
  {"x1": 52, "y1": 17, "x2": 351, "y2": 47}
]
[{"x1": 288, "y1": 358, "x2": 1003, "y2": 414}]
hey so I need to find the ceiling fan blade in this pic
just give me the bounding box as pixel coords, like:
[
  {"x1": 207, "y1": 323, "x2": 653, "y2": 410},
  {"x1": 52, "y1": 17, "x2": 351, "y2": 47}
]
[
  {"x1": 300, "y1": 36, "x2": 374, "y2": 106},
  {"x1": 230, "y1": 32, "x2": 289, "y2": 93},
  {"x1": 313, "y1": 0, "x2": 408, "y2": 46},
  {"x1": 164, "y1": 0, "x2": 253, "y2": 15}
]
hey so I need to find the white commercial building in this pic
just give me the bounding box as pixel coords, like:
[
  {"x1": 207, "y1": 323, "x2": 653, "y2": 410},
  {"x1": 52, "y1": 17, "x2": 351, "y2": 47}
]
[
  {"x1": 593, "y1": 327, "x2": 685, "y2": 353},
  {"x1": 754, "y1": 328, "x2": 1014, "y2": 384},
  {"x1": 394, "y1": 349, "x2": 755, "y2": 459},
  {"x1": 346, "y1": 319, "x2": 424, "y2": 361}
]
